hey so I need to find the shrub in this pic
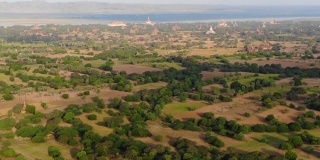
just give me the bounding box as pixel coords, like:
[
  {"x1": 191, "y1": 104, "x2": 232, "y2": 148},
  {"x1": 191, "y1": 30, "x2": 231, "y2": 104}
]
[
  {"x1": 233, "y1": 133, "x2": 245, "y2": 141},
  {"x1": 48, "y1": 146, "x2": 61, "y2": 158},
  {"x1": 63, "y1": 112, "x2": 75, "y2": 122},
  {"x1": 3, "y1": 94, "x2": 14, "y2": 101},
  {"x1": 83, "y1": 91, "x2": 90, "y2": 95},
  {"x1": 41, "y1": 103, "x2": 48, "y2": 109},
  {"x1": 305, "y1": 146, "x2": 314, "y2": 153},
  {"x1": 16, "y1": 155, "x2": 26, "y2": 160},
  {"x1": 244, "y1": 112, "x2": 251, "y2": 117},
  {"x1": 297, "y1": 106, "x2": 306, "y2": 111},
  {"x1": 154, "y1": 135, "x2": 164, "y2": 142},
  {"x1": 31, "y1": 135, "x2": 45, "y2": 143},
  {"x1": 62, "y1": 94, "x2": 69, "y2": 99},
  {"x1": 9, "y1": 76, "x2": 14, "y2": 82},
  {"x1": 68, "y1": 138, "x2": 79, "y2": 146},
  {"x1": 4, "y1": 132, "x2": 15, "y2": 139},
  {"x1": 289, "y1": 103, "x2": 296, "y2": 109},
  {"x1": 282, "y1": 109, "x2": 289, "y2": 114},
  {"x1": 25, "y1": 105, "x2": 36, "y2": 114},
  {"x1": 288, "y1": 136, "x2": 304, "y2": 147},
  {"x1": 0, "y1": 118, "x2": 16, "y2": 130},
  {"x1": 12, "y1": 104, "x2": 24, "y2": 114},
  {"x1": 0, "y1": 147, "x2": 16, "y2": 157},
  {"x1": 265, "y1": 114, "x2": 275, "y2": 122},
  {"x1": 284, "y1": 151, "x2": 297, "y2": 160},
  {"x1": 280, "y1": 142, "x2": 293, "y2": 150},
  {"x1": 86, "y1": 114, "x2": 97, "y2": 120}
]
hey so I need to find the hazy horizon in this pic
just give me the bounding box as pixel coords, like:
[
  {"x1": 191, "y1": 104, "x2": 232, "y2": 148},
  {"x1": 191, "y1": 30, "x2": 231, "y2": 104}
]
[{"x1": 1, "y1": 0, "x2": 320, "y2": 5}]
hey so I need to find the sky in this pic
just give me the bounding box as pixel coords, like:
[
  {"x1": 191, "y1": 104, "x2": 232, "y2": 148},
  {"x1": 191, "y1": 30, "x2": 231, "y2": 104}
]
[{"x1": 1, "y1": 0, "x2": 320, "y2": 5}]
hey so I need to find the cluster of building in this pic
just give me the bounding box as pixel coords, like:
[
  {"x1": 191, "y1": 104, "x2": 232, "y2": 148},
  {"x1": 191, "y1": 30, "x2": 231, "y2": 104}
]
[
  {"x1": 246, "y1": 41, "x2": 273, "y2": 52},
  {"x1": 108, "y1": 17, "x2": 154, "y2": 27}
]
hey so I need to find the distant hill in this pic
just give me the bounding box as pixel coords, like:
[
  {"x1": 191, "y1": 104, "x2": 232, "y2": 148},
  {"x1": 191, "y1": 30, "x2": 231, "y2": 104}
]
[{"x1": 0, "y1": 1, "x2": 217, "y2": 14}]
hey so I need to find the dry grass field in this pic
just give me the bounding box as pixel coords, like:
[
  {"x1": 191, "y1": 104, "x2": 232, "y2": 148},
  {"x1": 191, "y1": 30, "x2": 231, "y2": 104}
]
[
  {"x1": 112, "y1": 64, "x2": 161, "y2": 74},
  {"x1": 188, "y1": 48, "x2": 240, "y2": 57},
  {"x1": 231, "y1": 58, "x2": 320, "y2": 69}
]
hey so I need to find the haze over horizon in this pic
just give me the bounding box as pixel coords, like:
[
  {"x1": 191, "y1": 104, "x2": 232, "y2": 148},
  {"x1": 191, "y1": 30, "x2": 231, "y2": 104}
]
[{"x1": 0, "y1": 0, "x2": 320, "y2": 5}]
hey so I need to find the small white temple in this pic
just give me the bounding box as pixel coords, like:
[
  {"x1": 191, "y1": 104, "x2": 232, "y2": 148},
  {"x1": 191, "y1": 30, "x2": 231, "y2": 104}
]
[
  {"x1": 206, "y1": 26, "x2": 216, "y2": 34},
  {"x1": 146, "y1": 17, "x2": 154, "y2": 25},
  {"x1": 217, "y1": 19, "x2": 228, "y2": 28}
]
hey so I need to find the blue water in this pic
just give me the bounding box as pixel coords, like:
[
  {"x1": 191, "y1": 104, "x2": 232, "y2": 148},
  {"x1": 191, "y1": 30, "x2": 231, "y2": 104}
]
[{"x1": 1, "y1": 5, "x2": 320, "y2": 25}]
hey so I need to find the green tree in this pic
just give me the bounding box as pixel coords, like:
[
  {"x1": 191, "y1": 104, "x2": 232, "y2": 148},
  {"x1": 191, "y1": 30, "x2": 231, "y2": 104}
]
[
  {"x1": 280, "y1": 142, "x2": 293, "y2": 150},
  {"x1": 25, "y1": 105, "x2": 36, "y2": 114},
  {"x1": 48, "y1": 146, "x2": 61, "y2": 158},
  {"x1": 63, "y1": 112, "x2": 75, "y2": 122},
  {"x1": 288, "y1": 136, "x2": 304, "y2": 147},
  {"x1": 284, "y1": 151, "x2": 297, "y2": 160},
  {"x1": 305, "y1": 146, "x2": 314, "y2": 153}
]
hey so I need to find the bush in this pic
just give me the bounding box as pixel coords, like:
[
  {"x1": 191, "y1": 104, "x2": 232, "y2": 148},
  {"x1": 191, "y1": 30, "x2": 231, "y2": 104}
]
[
  {"x1": 68, "y1": 138, "x2": 79, "y2": 146},
  {"x1": 305, "y1": 146, "x2": 314, "y2": 153},
  {"x1": 12, "y1": 104, "x2": 24, "y2": 114},
  {"x1": 31, "y1": 135, "x2": 45, "y2": 143},
  {"x1": 41, "y1": 103, "x2": 48, "y2": 109},
  {"x1": 265, "y1": 114, "x2": 275, "y2": 122},
  {"x1": 289, "y1": 103, "x2": 296, "y2": 109},
  {"x1": 3, "y1": 94, "x2": 14, "y2": 101},
  {"x1": 86, "y1": 114, "x2": 97, "y2": 120},
  {"x1": 25, "y1": 105, "x2": 36, "y2": 114},
  {"x1": 284, "y1": 151, "x2": 297, "y2": 160},
  {"x1": 63, "y1": 112, "x2": 75, "y2": 122},
  {"x1": 233, "y1": 133, "x2": 245, "y2": 141},
  {"x1": 288, "y1": 136, "x2": 304, "y2": 147},
  {"x1": 280, "y1": 142, "x2": 293, "y2": 150},
  {"x1": 244, "y1": 112, "x2": 251, "y2": 117},
  {"x1": 0, "y1": 147, "x2": 16, "y2": 157},
  {"x1": 48, "y1": 146, "x2": 61, "y2": 158},
  {"x1": 297, "y1": 105, "x2": 306, "y2": 111},
  {"x1": 154, "y1": 135, "x2": 163, "y2": 142},
  {"x1": 4, "y1": 132, "x2": 15, "y2": 139},
  {"x1": 16, "y1": 155, "x2": 26, "y2": 160},
  {"x1": 0, "y1": 118, "x2": 16, "y2": 130},
  {"x1": 83, "y1": 91, "x2": 90, "y2": 95},
  {"x1": 9, "y1": 76, "x2": 14, "y2": 82},
  {"x1": 62, "y1": 94, "x2": 69, "y2": 99}
]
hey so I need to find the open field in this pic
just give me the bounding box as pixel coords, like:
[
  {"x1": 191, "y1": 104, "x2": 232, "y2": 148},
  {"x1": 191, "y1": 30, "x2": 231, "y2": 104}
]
[
  {"x1": 149, "y1": 62, "x2": 185, "y2": 70},
  {"x1": 226, "y1": 73, "x2": 278, "y2": 85},
  {"x1": 201, "y1": 70, "x2": 251, "y2": 80},
  {"x1": 162, "y1": 100, "x2": 208, "y2": 115},
  {"x1": 188, "y1": 48, "x2": 241, "y2": 57},
  {"x1": 231, "y1": 58, "x2": 320, "y2": 69},
  {"x1": 133, "y1": 82, "x2": 167, "y2": 92},
  {"x1": 10, "y1": 139, "x2": 73, "y2": 160},
  {"x1": 113, "y1": 64, "x2": 161, "y2": 74},
  {"x1": 77, "y1": 112, "x2": 114, "y2": 136},
  {"x1": 0, "y1": 88, "x2": 130, "y2": 116},
  {"x1": 0, "y1": 20, "x2": 319, "y2": 160}
]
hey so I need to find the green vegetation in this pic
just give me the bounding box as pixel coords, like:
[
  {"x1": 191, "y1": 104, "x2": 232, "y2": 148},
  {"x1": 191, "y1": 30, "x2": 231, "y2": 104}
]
[
  {"x1": 0, "y1": 20, "x2": 319, "y2": 160},
  {"x1": 162, "y1": 101, "x2": 207, "y2": 115}
]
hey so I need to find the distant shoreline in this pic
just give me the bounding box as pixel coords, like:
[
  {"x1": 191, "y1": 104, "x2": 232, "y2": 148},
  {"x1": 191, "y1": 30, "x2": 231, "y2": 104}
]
[{"x1": 1, "y1": 16, "x2": 320, "y2": 27}]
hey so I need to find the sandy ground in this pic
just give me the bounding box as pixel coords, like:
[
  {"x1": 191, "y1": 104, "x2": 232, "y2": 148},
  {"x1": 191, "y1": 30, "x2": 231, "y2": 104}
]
[
  {"x1": 0, "y1": 87, "x2": 130, "y2": 116},
  {"x1": 173, "y1": 92, "x2": 318, "y2": 125}
]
